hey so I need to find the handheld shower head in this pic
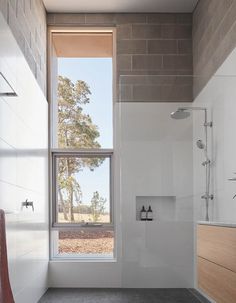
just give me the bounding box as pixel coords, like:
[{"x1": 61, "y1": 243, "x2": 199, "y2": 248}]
[
  {"x1": 196, "y1": 139, "x2": 205, "y2": 150},
  {"x1": 196, "y1": 139, "x2": 210, "y2": 164}
]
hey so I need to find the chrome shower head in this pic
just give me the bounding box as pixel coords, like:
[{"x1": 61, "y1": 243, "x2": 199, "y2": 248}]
[
  {"x1": 170, "y1": 109, "x2": 191, "y2": 120},
  {"x1": 196, "y1": 139, "x2": 205, "y2": 150},
  {"x1": 171, "y1": 107, "x2": 210, "y2": 121}
]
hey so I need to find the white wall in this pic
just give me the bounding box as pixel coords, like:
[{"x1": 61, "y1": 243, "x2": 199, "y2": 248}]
[
  {"x1": 193, "y1": 49, "x2": 236, "y2": 223},
  {"x1": 120, "y1": 103, "x2": 194, "y2": 288},
  {"x1": 50, "y1": 102, "x2": 194, "y2": 288},
  {"x1": 0, "y1": 13, "x2": 49, "y2": 303}
]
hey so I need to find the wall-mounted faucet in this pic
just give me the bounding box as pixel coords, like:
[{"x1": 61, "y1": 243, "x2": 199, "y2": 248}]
[{"x1": 21, "y1": 199, "x2": 34, "y2": 211}]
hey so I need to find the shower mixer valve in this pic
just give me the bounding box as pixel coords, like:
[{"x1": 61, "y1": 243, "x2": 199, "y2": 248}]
[
  {"x1": 204, "y1": 121, "x2": 213, "y2": 127},
  {"x1": 201, "y1": 194, "x2": 213, "y2": 200},
  {"x1": 202, "y1": 159, "x2": 211, "y2": 166}
]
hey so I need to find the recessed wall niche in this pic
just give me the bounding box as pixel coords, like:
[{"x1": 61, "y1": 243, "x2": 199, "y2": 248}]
[{"x1": 136, "y1": 196, "x2": 176, "y2": 221}]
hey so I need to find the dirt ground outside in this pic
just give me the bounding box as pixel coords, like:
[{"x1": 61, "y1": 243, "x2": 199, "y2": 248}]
[
  {"x1": 58, "y1": 213, "x2": 110, "y2": 223},
  {"x1": 58, "y1": 230, "x2": 114, "y2": 254}
]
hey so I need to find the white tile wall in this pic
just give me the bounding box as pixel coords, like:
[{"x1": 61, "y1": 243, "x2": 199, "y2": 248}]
[
  {"x1": 0, "y1": 13, "x2": 48, "y2": 303},
  {"x1": 120, "y1": 103, "x2": 194, "y2": 288},
  {"x1": 193, "y1": 49, "x2": 236, "y2": 223}
]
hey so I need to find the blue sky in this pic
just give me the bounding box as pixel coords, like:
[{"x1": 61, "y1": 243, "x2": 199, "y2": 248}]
[
  {"x1": 58, "y1": 58, "x2": 113, "y2": 148},
  {"x1": 58, "y1": 58, "x2": 112, "y2": 212}
]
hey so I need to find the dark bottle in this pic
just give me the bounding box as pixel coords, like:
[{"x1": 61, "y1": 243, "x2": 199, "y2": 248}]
[
  {"x1": 147, "y1": 206, "x2": 153, "y2": 221},
  {"x1": 140, "y1": 206, "x2": 147, "y2": 221}
]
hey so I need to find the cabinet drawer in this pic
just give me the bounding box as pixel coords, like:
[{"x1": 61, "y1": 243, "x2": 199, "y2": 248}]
[
  {"x1": 198, "y1": 257, "x2": 236, "y2": 303},
  {"x1": 197, "y1": 225, "x2": 236, "y2": 272}
]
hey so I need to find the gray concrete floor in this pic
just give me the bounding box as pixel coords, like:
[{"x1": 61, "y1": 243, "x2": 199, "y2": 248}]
[{"x1": 38, "y1": 288, "x2": 209, "y2": 303}]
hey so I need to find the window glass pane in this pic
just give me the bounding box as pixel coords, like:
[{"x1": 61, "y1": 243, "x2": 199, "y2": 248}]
[
  {"x1": 51, "y1": 34, "x2": 113, "y2": 150},
  {"x1": 56, "y1": 156, "x2": 111, "y2": 224},
  {"x1": 57, "y1": 229, "x2": 114, "y2": 258},
  {"x1": 56, "y1": 58, "x2": 113, "y2": 149}
]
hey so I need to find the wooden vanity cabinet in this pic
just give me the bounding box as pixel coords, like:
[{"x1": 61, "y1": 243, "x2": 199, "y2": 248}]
[{"x1": 197, "y1": 224, "x2": 236, "y2": 303}]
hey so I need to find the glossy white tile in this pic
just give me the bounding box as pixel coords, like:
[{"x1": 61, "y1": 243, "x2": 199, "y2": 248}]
[{"x1": 0, "y1": 12, "x2": 48, "y2": 303}]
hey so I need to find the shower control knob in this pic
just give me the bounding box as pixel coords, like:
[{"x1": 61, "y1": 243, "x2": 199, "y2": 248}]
[
  {"x1": 202, "y1": 159, "x2": 211, "y2": 166},
  {"x1": 201, "y1": 194, "x2": 213, "y2": 200}
]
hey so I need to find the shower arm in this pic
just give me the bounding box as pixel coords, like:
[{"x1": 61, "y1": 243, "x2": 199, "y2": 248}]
[{"x1": 180, "y1": 107, "x2": 213, "y2": 127}]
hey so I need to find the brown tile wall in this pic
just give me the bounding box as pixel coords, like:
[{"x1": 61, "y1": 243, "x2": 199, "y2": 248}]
[
  {"x1": 193, "y1": 0, "x2": 236, "y2": 97},
  {"x1": 47, "y1": 13, "x2": 193, "y2": 102},
  {"x1": 0, "y1": 0, "x2": 47, "y2": 95}
]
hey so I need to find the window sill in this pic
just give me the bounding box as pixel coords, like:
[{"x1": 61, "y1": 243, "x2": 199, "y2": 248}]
[{"x1": 50, "y1": 257, "x2": 117, "y2": 263}]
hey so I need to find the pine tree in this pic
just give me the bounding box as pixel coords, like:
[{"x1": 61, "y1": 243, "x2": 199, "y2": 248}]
[{"x1": 57, "y1": 76, "x2": 104, "y2": 221}]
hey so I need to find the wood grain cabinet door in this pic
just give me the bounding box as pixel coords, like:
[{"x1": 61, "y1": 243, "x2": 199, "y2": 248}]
[
  {"x1": 198, "y1": 257, "x2": 236, "y2": 303},
  {"x1": 197, "y1": 225, "x2": 236, "y2": 272}
]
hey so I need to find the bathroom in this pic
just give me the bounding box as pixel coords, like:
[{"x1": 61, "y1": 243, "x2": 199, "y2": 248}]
[{"x1": 0, "y1": 1, "x2": 236, "y2": 302}]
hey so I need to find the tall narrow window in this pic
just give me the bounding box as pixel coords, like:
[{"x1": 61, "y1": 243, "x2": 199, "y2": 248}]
[{"x1": 49, "y1": 29, "x2": 115, "y2": 259}]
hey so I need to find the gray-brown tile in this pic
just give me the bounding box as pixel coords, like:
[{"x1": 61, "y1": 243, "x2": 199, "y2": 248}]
[
  {"x1": 85, "y1": 13, "x2": 115, "y2": 24},
  {"x1": 163, "y1": 55, "x2": 192, "y2": 70},
  {"x1": 178, "y1": 40, "x2": 192, "y2": 54},
  {"x1": 117, "y1": 40, "x2": 146, "y2": 55},
  {"x1": 54, "y1": 13, "x2": 86, "y2": 25},
  {"x1": 161, "y1": 24, "x2": 192, "y2": 39},
  {"x1": 132, "y1": 24, "x2": 161, "y2": 39},
  {"x1": 117, "y1": 55, "x2": 132, "y2": 71},
  {"x1": 117, "y1": 24, "x2": 132, "y2": 39},
  {"x1": 132, "y1": 55, "x2": 163, "y2": 70},
  {"x1": 115, "y1": 13, "x2": 146, "y2": 24},
  {"x1": 148, "y1": 40, "x2": 177, "y2": 54}
]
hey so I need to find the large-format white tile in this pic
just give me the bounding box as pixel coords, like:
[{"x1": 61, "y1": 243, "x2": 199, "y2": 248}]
[
  {"x1": 0, "y1": 12, "x2": 48, "y2": 302},
  {"x1": 0, "y1": 139, "x2": 17, "y2": 184},
  {"x1": 119, "y1": 102, "x2": 194, "y2": 288}
]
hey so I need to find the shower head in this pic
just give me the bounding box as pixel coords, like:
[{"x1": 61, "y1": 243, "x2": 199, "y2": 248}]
[
  {"x1": 171, "y1": 106, "x2": 209, "y2": 121},
  {"x1": 170, "y1": 109, "x2": 191, "y2": 120},
  {"x1": 196, "y1": 139, "x2": 205, "y2": 150}
]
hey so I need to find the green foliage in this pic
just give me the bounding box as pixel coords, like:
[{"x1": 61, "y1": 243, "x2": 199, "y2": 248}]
[
  {"x1": 90, "y1": 191, "x2": 107, "y2": 222},
  {"x1": 58, "y1": 76, "x2": 100, "y2": 150},
  {"x1": 57, "y1": 76, "x2": 104, "y2": 221}
]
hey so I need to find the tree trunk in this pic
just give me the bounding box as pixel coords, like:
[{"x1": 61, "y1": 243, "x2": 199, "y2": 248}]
[
  {"x1": 66, "y1": 158, "x2": 75, "y2": 222},
  {"x1": 58, "y1": 189, "x2": 68, "y2": 221},
  {"x1": 68, "y1": 185, "x2": 74, "y2": 221}
]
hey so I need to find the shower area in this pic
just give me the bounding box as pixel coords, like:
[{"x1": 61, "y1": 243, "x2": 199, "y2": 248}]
[
  {"x1": 118, "y1": 66, "x2": 236, "y2": 288},
  {"x1": 118, "y1": 75, "x2": 196, "y2": 287}
]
